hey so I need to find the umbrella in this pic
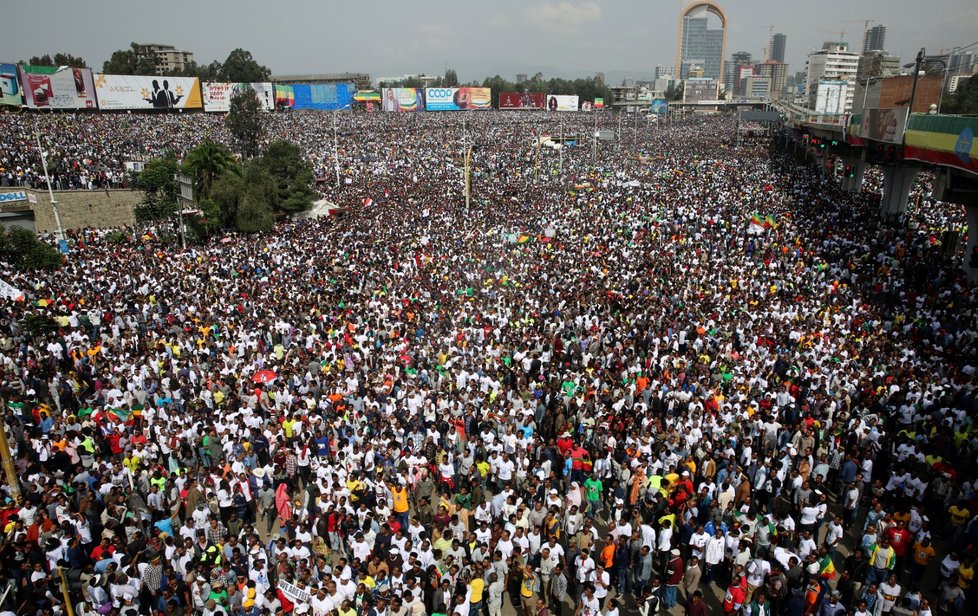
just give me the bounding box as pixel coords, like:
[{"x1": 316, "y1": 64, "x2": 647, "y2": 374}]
[{"x1": 253, "y1": 370, "x2": 277, "y2": 384}]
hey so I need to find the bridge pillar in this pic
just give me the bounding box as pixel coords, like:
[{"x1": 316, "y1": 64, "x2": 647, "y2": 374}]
[
  {"x1": 879, "y1": 166, "x2": 919, "y2": 220},
  {"x1": 841, "y1": 158, "x2": 865, "y2": 193},
  {"x1": 967, "y1": 204, "x2": 978, "y2": 284}
]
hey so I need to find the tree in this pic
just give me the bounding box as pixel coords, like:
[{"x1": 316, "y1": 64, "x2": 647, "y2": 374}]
[
  {"x1": 103, "y1": 43, "x2": 156, "y2": 75},
  {"x1": 182, "y1": 140, "x2": 238, "y2": 200},
  {"x1": 665, "y1": 82, "x2": 685, "y2": 102},
  {"x1": 260, "y1": 140, "x2": 315, "y2": 214},
  {"x1": 227, "y1": 89, "x2": 265, "y2": 158},
  {"x1": 132, "y1": 155, "x2": 180, "y2": 222},
  {"x1": 444, "y1": 69, "x2": 459, "y2": 87},
  {"x1": 0, "y1": 226, "x2": 61, "y2": 271},
  {"x1": 943, "y1": 75, "x2": 978, "y2": 115},
  {"x1": 25, "y1": 53, "x2": 87, "y2": 68},
  {"x1": 221, "y1": 48, "x2": 270, "y2": 82}
]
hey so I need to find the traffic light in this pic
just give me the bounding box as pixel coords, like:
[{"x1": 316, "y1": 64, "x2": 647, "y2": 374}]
[
  {"x1": 844, "y1": 165, "x2": 854, "y2": 178},
  {"x1": 831, "y1": 140, "x2": 839, "y2": 146}
]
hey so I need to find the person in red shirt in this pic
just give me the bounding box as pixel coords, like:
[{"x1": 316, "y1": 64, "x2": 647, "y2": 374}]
[
  {"x1": 90, "y1": 537, "x2": 115, "y2": 561},
  {"x1": 884, "y1": 520, "x2": 912, "y2": 571},
  {"x1": 723, "y1": 573, "x2": 748, "y2": 614}
]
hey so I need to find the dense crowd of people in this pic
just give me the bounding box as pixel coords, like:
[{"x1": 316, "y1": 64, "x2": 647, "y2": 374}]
[{"x1": 0, "y1": 109, "x2": 976, "y2": 616}]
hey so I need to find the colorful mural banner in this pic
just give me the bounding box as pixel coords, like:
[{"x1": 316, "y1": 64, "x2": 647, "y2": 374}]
[{"x1": 274, "y1": 84, "x2": 294, "y2": 108}]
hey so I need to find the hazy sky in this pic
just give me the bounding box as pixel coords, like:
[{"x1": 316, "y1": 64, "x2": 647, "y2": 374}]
[{"x1": 5, "y1": 1, "x2": 977, "y2": 83}]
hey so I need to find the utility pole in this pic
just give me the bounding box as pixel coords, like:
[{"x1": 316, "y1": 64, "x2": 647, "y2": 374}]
[
  {"x1": 559, "y1": 116, "x2": 563, "y2": 174},
  {"x1": 464, "y1": 145, "x2": 472, "y2": 212},
  {"x1": 0, "y1": 400, "x2": 20, "y2": 499},
  {"x1": 332, "y1": 108, "x2": 340, "y2": 188}
]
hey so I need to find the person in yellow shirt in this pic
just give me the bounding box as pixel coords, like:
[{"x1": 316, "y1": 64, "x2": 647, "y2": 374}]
[
  {"x1": 957, "y1": 555, "x2": 974, "y2": 592},
  {"x1": 387, "y1": 479, "x2": 411, "y2": 527}
]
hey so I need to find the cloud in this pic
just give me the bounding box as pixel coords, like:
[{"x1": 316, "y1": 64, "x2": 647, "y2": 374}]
[
  {"x1": 488, "y1": 14, "x2": 512, "y2": 29},
  {"x1": 523, "y1": 2, "x2": 602, "y2": 34}
]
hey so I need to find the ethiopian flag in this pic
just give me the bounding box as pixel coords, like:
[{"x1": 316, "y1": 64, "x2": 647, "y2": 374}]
[
  {"x1": 748, "y1": 213, "x2": 766, "y2": 235},
  {"x1": 765, "y1": 215, "x2": 778, "y2": 229},
  {"x1": 517, "y1": 235, "x2": 531, "y2": 244},
  {"x1": 818, "y1": 554, "x2": 836, "y2": 580}
]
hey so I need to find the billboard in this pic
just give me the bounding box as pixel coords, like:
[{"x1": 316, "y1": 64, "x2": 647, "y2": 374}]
[
  {"x1": 0, "y1": 64, "x2": 22, "y2": 106},
  {"x1": 203, "y1": 82, "x2": 274, "y2": 112},
  {"x1": 594, "y1": 98, "x2": 604, "y2": 109},
  {"x1": 19, "y1": 65, "x2": 97, "y2": 109},
  {"x1": 499, "y1": 92, "x2": 545, "y2": 110},
  {"x1": 94, "y1": 74, "x2": 202, "y2": 110},
  {"x1": 424, "y1": 87, "x2": 492, "y2": 111},
  {"x1": 651, "y1": 99, "x2": 669, "y2": 115},
  {"x1": 814, "y1": 80, "x2": 848, "y2": 115},
  {"x1": 683, "y1": 79, "x2": 719, "y2": 104},
  {"x1": 860, "y1": 108, "x2": 908, "y2": 144},
  {"x1": 293, "y1": 83, "x2": 354, "y2": 110},
  {"x1": 546, "y1": 95, "x2": 579, "y2": 112},
  {"x1": 382, "y1": 88, "x2": 422, "y2": 112}
]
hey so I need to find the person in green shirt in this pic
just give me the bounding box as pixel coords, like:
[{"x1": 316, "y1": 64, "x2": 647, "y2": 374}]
[{"x1": 584, "y1": 475, "x2": 603, "y2": 519}]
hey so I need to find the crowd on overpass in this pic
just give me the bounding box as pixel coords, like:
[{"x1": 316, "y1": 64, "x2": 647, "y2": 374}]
[{"x1": 0, "y1": 111, "x2": 975, "y2": 616}]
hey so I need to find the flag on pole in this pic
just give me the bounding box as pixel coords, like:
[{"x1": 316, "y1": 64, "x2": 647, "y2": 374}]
[
  {"x1": 748, "y1": 213, "x2": 766, "y2": 235},
  {"x1": 363, "y1": 197, "x2": 373, "y2": 207}
]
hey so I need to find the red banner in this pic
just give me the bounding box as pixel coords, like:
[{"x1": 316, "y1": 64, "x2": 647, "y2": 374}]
[{"x1": 499, "y1": 92, "x2": 545, "y2": 110}]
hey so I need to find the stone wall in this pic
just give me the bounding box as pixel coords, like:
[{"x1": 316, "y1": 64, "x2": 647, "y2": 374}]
[{"x1": 0, "y1": 187, "x2": 139, "y2": 232}]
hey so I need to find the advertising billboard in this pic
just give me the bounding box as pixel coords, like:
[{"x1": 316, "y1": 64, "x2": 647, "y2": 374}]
[
  {"x1": 423, "y1": 87, "x2": 492, "y2": 111},
  {"x1": 860, "y1": 108, "x2": 908, "y2": 144},
  {"x1": 293, "y1": 83, "x2": 354, "y2": 110},
  {"x1": 0, "y1": 64, "x2": 22, "y2": 106},
  {"x1": 382, "y1": 88, "x2": 423, "y2": 112},
  {"x1": 814, "y1": 80, "x2": 848, "y2": 115},
  {"x1": 546, "y1": 95, "x2": 579, "y2": 112},
  {"x1": 651, "y1": 99, "x2": 669, "y2": 115},
  {"x1": 203, "y1": 82, "x2": 274, "y2": 112},
  {"x1": 94, "y1": 74, "x2": 202, "y2": 110},
  {"x1": 683, "y1": 79, "x2": 719, "y2": 104},
  {"x1": 499, "y1": 92, "x2": 545, "y2": 110},
  {"x1": 19, "y1": 65, "x2": 97, "y2": 109}
]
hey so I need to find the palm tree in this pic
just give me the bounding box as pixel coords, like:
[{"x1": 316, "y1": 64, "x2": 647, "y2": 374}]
[{"x1": 182, "y1": 139, "x2": 238, "y2": 199}]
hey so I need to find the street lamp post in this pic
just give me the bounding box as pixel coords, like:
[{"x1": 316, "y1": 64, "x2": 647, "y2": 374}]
[
  {"x1": 32, "y1": 120, "x2": 65, "y2": 242},
  {"x1": 906, "y1": 48, "x2": 926, "y2": 116},
  {"x1": 333, "y1": 104, "x2": 351, "y2": 188}
]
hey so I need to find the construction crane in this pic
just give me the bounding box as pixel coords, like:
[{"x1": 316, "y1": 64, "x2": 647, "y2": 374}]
[
  {"x1": 839, "y1": 19, "x2": 874, "y2": 51},
  {"x1": 763, "y1": 25, "x2": 775, "y2": 60},
  {"x1": 817, "y1": 30, "x2": 849, "y2": 48}
]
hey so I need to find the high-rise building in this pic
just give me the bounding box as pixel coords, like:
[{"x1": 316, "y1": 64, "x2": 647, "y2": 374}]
[
  {"x1": 863, "y1": 25, "x2": 886, "y2": 53},
  {"x1": 676, "y1": 2, "x2": 727, "y2": 83},
  {"x1": 756, "y1": 61, "x2": 788, "y2": 99},
  {"x1": 655, "y1": 65, "x2": 675, "y2": 80},
  {"x1": 725, "y1": 51, "x2": 751, "y2": 92},
  {"x1": 949, "y1": 51, "x2": 977, "y2": 76},
  {"x1": 770, "y1": 33, "x2": 787, "y2": 63},
  {"x1": 805, "y1": 42, "x2": 860, "y2": 111}
]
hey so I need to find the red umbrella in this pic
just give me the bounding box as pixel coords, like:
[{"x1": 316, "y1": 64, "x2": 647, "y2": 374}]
[{"x1": 253, "y1": 370, "x2": 277, "y2": 384}]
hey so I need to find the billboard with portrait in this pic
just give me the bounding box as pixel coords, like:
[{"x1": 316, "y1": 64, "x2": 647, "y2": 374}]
[
  {"x1": 860, "y1": 108, "x2": 908, "y2": 144},
  {"x1": 424, "y1": 87, "x2": 492, "y2": 111},
  {"x1": 814, "y1": 80, "x2": 848, "y2": 115},
  {"x1": 651, "y1": 98, "x2": 669, "y2": 115},
  {"x1": 203, "y1": 82, "x2": 274, "y2": 112},
  {"x1": 683, "y1": 79, "x2": 719, "y2": 103},
  {"x1": 382, "y1": 88, "x2": 423, "y2": 112},
  {"x1": 19, "y1": 65, "x2": 97, "y2": 109},
  {"x1": 546, "y1": 95, "x2": 579, "y2": 112},
  {"x1": 499, "y1": 92, "x2": 545, "y2": 109},
  {"x1": 0, "y1": 64, "x2": 22, "y2": 106},
  {"x1": 94, "y1": 74, "x2": 202, "y2": 110}
]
